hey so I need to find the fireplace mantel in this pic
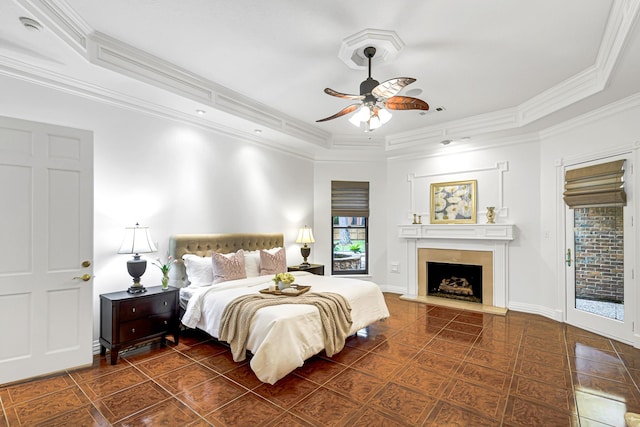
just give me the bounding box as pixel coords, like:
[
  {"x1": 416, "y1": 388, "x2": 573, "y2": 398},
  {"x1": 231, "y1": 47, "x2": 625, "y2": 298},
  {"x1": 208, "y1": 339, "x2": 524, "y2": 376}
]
[
  {"x1": 399, "y1": 224, "x2": 514, "y2": 241},
  {"x1": 398, "y1": 224, "x2": 514, "y2": 312}
]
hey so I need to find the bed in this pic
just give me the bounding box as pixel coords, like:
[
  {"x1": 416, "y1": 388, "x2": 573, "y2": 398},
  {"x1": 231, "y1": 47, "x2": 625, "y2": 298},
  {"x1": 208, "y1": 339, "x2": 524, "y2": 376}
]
[{"x1": 169, "y1": 233, "x2": 390, "y2": 384}]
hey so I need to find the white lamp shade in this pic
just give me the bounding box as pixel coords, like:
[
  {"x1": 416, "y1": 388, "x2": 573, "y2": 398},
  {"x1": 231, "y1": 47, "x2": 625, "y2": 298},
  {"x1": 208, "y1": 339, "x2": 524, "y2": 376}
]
[
  {"x1": 295, "y1": 226, "x2": 315, "y2": 244},
  {"x1": 117, "y1": 224, "x2": 157, "y2": 254}
]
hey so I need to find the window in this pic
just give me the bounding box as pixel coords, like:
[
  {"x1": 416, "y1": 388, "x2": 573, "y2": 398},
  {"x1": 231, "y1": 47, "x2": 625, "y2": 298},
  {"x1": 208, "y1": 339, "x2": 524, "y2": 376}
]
[{"x1": 331, "y1": 181, "x2": 369, "y2": 275}]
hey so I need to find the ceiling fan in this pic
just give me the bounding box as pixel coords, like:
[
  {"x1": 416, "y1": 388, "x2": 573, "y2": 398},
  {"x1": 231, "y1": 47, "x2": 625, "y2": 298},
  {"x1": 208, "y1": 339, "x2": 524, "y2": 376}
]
[{"x1": 316, "y1": 46, "x2": 429, "y2": 131}]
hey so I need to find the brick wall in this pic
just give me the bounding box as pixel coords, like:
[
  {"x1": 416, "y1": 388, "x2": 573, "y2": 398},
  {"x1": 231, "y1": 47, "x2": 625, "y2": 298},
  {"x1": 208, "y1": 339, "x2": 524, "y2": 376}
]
[{"x1": 574, "y1": 206, "x2": 624, "y2": 303}]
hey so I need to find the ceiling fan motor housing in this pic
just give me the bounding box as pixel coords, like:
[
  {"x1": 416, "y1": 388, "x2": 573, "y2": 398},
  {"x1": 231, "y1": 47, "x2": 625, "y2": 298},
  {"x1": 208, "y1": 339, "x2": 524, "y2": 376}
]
[{"x1": 360, "y1": 77, "x2": 379, "y2": 104}]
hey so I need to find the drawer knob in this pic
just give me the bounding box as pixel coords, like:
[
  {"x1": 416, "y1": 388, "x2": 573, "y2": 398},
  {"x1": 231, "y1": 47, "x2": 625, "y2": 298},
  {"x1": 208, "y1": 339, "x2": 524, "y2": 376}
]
[
  {"x1": 131, "y1": 328, "x2": 136, "y2": 333},
  {"x1": 164, "y1": 301, "x2": 167, "y2": 306},
  {"x1": 132, "y1": 307, "x2": 136, "y2": 313}
]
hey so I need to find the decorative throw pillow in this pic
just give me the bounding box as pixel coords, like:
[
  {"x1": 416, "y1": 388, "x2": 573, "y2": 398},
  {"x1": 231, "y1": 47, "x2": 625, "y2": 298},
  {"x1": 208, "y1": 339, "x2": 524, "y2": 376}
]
[
  {"x1": 244, "y1": 250, "x2": 261, "y2": 277},
  {"x1": 259, "y1": 247, "x2": 287, "y2": 275},
  {"x1": 182, "y1": 254, "x2": 213, "y2": 287},
  {"x1": 212, "y1": 249, "x2": 247, "y2": 284}
]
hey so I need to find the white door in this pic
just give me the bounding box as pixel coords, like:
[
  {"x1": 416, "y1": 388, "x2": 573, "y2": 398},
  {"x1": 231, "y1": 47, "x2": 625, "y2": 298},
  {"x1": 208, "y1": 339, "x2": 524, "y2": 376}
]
[
  {"x1": 0, "y1": 116, "x2": 93, "y2": 384},
  {"x1": 564, "y1": 154, "x2": 634, "y2": 344}
]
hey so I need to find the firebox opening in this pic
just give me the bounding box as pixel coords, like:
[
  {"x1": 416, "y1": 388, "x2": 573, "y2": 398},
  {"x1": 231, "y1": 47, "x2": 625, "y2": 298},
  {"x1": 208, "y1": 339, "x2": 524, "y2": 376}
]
[{"x1": 427, "y1": 262, "x2": 483, "y2": 304}]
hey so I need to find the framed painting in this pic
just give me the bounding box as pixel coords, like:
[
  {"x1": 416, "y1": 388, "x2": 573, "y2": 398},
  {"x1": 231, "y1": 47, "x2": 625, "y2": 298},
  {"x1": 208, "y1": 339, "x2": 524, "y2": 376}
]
[{"x1": 430, "y1": 180, "x2": 477, "y2": 224}]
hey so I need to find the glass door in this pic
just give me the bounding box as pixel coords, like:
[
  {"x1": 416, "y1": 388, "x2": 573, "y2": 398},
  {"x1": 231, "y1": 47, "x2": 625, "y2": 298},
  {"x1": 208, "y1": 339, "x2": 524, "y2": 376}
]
[{"x1": 565, "y1": 156, "x2": 634, "y2": 343}]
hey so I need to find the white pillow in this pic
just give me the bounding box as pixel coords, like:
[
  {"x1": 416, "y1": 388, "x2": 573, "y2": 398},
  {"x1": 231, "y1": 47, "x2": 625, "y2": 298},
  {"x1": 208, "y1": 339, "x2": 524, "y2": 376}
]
[
  {"x1": 182, "y1": 254, "x2": 213, "y2": 287},
  {"x1": 244, "y1": 250, "x2": 261, "y2": 277}
]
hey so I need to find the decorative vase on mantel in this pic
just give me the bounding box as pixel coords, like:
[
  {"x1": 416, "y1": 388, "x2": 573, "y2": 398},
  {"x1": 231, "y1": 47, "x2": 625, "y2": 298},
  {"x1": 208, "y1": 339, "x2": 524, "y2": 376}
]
[
  {"x1": 161, "y1": 273, "x2": 169, "y2": 290},
  {"x1": 486, "y1": 207, "x2": 496, "y2": 224}
]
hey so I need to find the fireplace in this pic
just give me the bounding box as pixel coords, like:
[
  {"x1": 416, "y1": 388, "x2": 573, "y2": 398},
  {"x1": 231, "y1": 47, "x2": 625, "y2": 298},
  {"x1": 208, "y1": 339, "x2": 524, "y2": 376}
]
[
  {"x1": 418, "y1": 248, "x2": 493, "y2": 306},
  {"x1": 399, "y1": 223, "x2": 513, "y2": 314},
  {"x1": 427, "y1": 261, "x2": 483, "y2": 303}
]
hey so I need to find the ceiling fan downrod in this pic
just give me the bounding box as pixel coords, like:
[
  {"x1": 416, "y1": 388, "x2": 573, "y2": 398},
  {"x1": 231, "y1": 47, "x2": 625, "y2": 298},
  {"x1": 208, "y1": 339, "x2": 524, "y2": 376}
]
[{"x1": 364, "y1": 46, "x2": 376, "y2": 79}]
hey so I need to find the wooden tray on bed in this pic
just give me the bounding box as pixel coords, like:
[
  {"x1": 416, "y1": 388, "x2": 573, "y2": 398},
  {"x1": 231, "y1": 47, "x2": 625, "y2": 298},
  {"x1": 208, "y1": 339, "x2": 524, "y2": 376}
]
[{"x1": 259, "y1": 285, "x2": 310, "y2": 296}]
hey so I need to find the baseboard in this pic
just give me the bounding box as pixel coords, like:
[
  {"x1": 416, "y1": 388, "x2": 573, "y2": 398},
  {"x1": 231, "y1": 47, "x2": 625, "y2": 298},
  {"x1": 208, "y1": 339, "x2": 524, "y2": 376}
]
[
  {"x1": 379, "y1": 285, "x2": 406, "y2": 294},
  {"x1": 508, "y1": 301, "x2": 563, "y2": 321},
  {"x1": 92, "y1": 339, "x2": 101, "y2": 355}
]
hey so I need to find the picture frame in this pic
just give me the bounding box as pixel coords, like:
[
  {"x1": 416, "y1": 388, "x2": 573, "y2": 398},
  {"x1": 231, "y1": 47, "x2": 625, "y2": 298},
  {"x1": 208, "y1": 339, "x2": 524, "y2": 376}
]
[{"x1": 430, "y1": 180, "x2": 477, "y2": 224}]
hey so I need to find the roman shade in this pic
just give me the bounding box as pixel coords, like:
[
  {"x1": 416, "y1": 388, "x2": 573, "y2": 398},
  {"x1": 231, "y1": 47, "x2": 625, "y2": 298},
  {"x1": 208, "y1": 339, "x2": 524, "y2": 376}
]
[
  {"x1": 331, "y1": 181, "x2": 369, "y2": 217},
  {"x1": 563, "y1": 159, "x2": 626, "y2": 208}
]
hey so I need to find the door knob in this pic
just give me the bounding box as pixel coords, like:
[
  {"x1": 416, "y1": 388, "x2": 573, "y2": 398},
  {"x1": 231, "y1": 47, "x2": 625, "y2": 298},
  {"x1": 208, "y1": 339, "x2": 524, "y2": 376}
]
[
  {"x1": 73, "y1": 274, "x2": 92, "y2": 281},
  {"x1": 82, "y1": 261, "x2": 91, "y2": 268}
]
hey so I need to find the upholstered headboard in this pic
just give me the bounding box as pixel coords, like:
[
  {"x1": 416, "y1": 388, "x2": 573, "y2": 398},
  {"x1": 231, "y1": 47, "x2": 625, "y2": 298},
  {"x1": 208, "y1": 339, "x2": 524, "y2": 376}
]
[{"x1": 168, "y1": 233, "x2": 284, "y2": 287}]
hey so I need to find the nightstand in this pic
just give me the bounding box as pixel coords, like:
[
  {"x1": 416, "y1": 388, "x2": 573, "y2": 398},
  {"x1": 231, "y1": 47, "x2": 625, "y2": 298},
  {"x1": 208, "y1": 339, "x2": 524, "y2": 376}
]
[
  {"x1": 99, "y1": 286, "x2": 180, "y2": 365},
  {"x1": 288, "y1": 263, "x2": 325, "y2": 276}
]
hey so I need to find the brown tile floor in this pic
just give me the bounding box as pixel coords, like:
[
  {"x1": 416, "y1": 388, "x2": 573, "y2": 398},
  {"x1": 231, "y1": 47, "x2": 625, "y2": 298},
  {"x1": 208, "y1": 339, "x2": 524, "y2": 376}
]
[{"x1": 2, "y1": 294, "x2": 640, "y2": 426}]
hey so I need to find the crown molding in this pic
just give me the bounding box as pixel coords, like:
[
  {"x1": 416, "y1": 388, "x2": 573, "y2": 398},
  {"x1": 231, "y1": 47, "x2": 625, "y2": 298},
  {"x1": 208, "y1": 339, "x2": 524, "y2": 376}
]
[
  {"x1": 385, "y1": 0, "x2": 640, "y2": 152},
  {"x1": 386, "y1": 132, "x2": 541, "y2": 162},
  {"x1": 386, "y1": 108, "x2": 519, "y2": 150},
  {"x1": 17, "y1": 0, "x2": 331, "y2": 150},
  {"x1": 539, "y1": 91, "x2": 640, "y2": 139},
  {"x1": 16, "y1": 0, "x2": 91, "y2": 55},
  {"x1": 13, "y1": 0, "x2": 640, "y2": 157}
]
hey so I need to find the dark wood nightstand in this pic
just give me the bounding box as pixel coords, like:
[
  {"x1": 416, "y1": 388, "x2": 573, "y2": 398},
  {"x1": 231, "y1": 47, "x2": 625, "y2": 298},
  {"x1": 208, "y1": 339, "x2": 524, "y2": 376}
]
[
  {"x1": 99, "y1": 286, "x2": 180, "y2": 365},
  {"x1": 288, "y1": 263, "x2": 325, "y2": 276}
]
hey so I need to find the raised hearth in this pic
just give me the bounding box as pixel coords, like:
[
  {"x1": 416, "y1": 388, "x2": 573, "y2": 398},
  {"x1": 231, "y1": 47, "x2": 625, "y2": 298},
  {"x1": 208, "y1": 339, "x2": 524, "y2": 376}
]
[{"x1": 399, "y1": 224, "x2": 514, "y2": 314}]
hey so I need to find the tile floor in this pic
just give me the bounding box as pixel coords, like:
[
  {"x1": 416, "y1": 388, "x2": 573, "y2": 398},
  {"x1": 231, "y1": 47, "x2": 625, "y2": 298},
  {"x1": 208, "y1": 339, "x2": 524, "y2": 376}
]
[{"x1": 2, "y1": 294, "x2": 640, "y2": 426}]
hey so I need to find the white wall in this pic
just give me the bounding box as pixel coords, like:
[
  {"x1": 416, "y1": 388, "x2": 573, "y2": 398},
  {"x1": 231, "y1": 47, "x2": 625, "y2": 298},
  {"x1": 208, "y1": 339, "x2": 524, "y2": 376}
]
[
  {"x1": 0, "y1": 75, "x2": 315, "y2": 343},
  {"x1": 313, "y1": 159, "x2": 388, "y2": 283},
  {"x1": 384, "y1": 141, "x2": 543, "y2": 306}
]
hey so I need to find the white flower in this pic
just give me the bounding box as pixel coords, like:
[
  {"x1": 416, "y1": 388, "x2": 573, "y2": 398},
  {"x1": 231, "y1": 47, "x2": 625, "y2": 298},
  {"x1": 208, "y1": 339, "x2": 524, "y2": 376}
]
[
  {"x1": 446, "y1": 204, "x2": 459, "y2": 218},
  {"x1": 458, "y1": 200, "x2": 472, "y2": 218}
]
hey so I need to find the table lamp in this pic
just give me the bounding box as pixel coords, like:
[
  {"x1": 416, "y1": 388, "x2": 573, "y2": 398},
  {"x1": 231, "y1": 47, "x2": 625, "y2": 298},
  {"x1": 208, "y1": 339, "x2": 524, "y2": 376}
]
[
  {"x1": 118, "y1": 223, "x2": 157, "y2": 293},
  {"x1": 295, "y1": 226, "x2": 315, "y2": 266}
]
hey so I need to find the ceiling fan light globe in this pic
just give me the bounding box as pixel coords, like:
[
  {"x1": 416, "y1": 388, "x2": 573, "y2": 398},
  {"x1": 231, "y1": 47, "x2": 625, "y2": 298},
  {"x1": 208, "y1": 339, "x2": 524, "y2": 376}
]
[
  {"x1": 349, "y1": 113, "x2": 363, "y2": 127},
  {"x1": 378, "y1": 108, "x2": 392, "y2": 124},
  {"x1": 369, "y1": 116, "x2": 382, "y2": 130}
]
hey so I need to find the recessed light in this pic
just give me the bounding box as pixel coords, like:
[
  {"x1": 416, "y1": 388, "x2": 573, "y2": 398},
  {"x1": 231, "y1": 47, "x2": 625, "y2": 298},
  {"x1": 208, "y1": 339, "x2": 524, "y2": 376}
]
[
  {"x1": 254, "y1": 129, "x2": 262, "y2": 134},
  {"x1": 19, "y1": 17, "x2": 42, "y2": 32},
  {"x1": 441, "y1": 139, "x2": 452, "y2": 146},
  {"x1": 195, "y1": 109, "x2": 206, "y2": 115}
]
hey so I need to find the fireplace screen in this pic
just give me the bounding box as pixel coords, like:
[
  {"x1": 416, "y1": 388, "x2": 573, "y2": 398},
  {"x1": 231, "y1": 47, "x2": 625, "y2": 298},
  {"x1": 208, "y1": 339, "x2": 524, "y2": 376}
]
[{"x1": 427, "y1": 262, "x2": 483, "y2": 303}]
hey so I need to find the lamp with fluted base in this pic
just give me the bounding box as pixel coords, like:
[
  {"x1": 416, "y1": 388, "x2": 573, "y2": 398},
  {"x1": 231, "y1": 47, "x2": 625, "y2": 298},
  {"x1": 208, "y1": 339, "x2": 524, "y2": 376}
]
[
  {"x1": 118, "y1": 223, "x2": 157, "y2": 294},
  {"x1": 295, "y1": 226, "x2": 315, "y2": 267}
]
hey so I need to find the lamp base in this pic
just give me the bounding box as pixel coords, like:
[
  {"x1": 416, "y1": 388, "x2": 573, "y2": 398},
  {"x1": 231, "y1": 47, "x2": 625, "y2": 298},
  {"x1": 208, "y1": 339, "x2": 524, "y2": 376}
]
[
  {"x1": 126, "y1": 255, "x2": 148, "y2": 294},
  {"x1": 300, "y1": 245, "x2": 311, "y2": 268},
  {"x1": 127, "y1": 285, "x2": 147, "y2": 294}
]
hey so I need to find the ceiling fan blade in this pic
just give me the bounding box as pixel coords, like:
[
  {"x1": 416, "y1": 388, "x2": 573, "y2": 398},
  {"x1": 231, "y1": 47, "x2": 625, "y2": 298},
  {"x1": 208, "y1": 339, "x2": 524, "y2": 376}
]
[
  {"x1": 385, "y1": 96, "x2": 430, "y2": 111},
  {"x1": 316, "y1": 104, "x2": 361, "y2": 122},
  {"x1": 324, "y1": 88, "x2": 364, "y2": 100},
  {"x1": 372, "y1": 78, "x2": 416, "y2": 99}
]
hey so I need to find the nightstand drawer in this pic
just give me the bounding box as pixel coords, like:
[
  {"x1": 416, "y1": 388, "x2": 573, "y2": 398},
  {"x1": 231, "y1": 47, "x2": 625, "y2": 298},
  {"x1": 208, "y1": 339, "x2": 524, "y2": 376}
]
[
  {"x1": 119, "y1": 313, "x2": 173, "y2": 342},
  {"x1": 119, "y1": 293, "x2": 176, "y2": 321}
]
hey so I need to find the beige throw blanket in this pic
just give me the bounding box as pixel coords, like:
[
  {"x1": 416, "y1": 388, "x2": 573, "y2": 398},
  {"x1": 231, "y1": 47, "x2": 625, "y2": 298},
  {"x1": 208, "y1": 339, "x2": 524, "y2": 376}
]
[{"x1": 219, "y1": 292, "x2": 352, "y2": 362}]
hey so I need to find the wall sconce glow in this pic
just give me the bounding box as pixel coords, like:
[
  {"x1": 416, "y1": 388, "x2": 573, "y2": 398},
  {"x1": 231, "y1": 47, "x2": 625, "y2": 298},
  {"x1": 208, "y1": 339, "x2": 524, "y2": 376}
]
[{"x1": 195, "y1": 109, "x2": 206, "y2": 116}]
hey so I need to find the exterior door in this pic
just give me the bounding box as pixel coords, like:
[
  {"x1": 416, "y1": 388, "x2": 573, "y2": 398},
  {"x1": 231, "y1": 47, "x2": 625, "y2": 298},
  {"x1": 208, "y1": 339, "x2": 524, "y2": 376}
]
[
  {"x1": 564, "y1": 155, "x2": 634, "y2": 344},
  {"x1": 0, "y1": 116, "x2": 93, "y2": 384}
]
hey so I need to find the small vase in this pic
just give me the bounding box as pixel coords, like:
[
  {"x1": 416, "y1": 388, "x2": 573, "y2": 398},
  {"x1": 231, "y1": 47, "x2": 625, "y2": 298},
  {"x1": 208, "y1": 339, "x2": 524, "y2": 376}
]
[
  {"x1": 278, "y1": 281, "x2": 285, "y2": 290},
  {"x1": 161, "y1": 274, "x2": 169, "y2": 290},
  {"x1": 486, "y1": 207, "x2": 496, "y2": 224}
]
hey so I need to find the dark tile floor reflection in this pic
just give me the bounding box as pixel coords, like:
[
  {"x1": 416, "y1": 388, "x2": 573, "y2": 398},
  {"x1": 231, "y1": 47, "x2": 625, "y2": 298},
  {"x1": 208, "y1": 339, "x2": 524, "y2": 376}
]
[{"x1": 2, "y1": 294, "x2": 640, "y2": 426}]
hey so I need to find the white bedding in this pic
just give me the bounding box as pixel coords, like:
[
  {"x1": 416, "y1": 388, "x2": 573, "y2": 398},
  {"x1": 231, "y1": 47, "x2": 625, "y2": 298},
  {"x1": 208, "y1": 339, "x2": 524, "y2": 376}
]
[{"x1": 180, "y1": 271, "x2": 389, "y2": 384}]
